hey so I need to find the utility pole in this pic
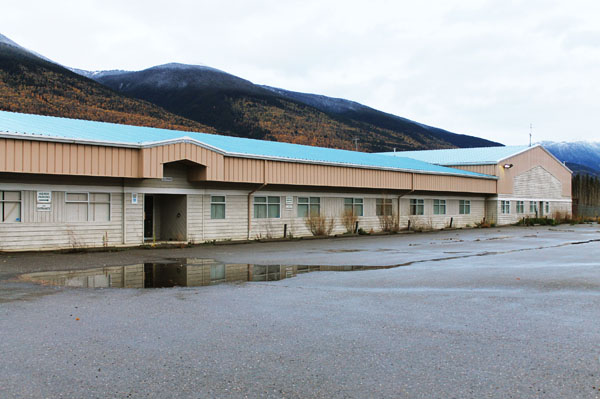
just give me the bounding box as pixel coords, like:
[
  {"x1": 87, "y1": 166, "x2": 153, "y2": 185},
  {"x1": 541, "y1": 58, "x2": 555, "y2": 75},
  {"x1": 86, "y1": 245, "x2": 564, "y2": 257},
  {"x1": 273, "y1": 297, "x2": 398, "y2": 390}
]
[
  {"x1": 353, "y1": 137, "x2": 359, "y2": 152},
  {"x1": 529, "y1": 123, "x2": 533, "y2": 147}
]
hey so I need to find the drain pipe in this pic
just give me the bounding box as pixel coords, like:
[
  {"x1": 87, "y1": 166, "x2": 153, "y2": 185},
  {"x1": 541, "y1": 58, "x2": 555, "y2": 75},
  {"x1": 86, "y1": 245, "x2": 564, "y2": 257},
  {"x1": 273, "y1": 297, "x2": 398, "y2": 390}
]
[
  {"x1": 122, "y1": 178, "x2": 127, "y2": 245},
  {"x1": 397, "y1": 173, "x2": 416, "y2": 229},
  {"x1": 248, "y1": 183, "x2": 267, "y2": 239}
]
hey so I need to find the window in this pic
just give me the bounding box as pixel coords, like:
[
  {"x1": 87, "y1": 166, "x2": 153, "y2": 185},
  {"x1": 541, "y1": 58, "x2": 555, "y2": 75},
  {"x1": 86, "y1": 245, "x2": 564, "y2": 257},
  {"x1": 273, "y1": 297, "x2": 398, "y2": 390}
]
[
  {"x1": 376, "y1": 198, "x2": 393, "y2": 216},
  {"x1": 65, "y1": 192, "x2": 111, "y2": 222},
  {"x1": 210, "y1": 264, "x2": 226, "y2": 282},
  {"x1": 530, "y1": 201, "x2": 537, "y2": 213},
  {"x1": 545, "y1": 202, "x2": 550, "y2": 213},
  {"x1": 210, "y1": 196, "x2": 226, "y2": 219},
  {"x1": 254, "y1": 196, "x2": 280, "y2": 218},
  {"x1": 1, "y1": 191, "x2": 21, "y2": 223},
  {"x1": 344, "y1": 198, "x2": 363, "y2": 216},
  {"x1": 516, "y1": 201, "x2": 524, "y2": 214},
  {"x1": 459, "y1": 200, "x2": 471, "y2": 215},
  {"x1": 501, "y1": 200, "x2": 510, "y2": 214},
  {"x1": 298, "y1": 197, "x2": 320, "y2": 217},
  {"x1": 433, "y1": 199, "x2": 446, "y2": 215},
  {"x1": 410, "y1": 199, "x2": 424, "y2": 215}
]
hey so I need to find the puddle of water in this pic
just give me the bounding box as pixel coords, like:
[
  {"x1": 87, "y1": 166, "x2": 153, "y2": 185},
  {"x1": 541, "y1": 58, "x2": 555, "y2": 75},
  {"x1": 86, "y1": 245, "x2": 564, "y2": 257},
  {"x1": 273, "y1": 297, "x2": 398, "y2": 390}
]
[{"x1": 18, "y1": 259, "x2": 398, "y2": 289}]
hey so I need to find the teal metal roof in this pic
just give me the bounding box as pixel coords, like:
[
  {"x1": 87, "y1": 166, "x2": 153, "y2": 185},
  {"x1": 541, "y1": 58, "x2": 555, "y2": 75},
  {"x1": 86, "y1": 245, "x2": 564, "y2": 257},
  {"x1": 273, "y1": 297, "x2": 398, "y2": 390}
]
[
  {"x1": 0, "y1": 110, "x2": 495, "y2": 179},
  {"x1": 380, "y1": 145, "x2": 532, "y2": 165}
]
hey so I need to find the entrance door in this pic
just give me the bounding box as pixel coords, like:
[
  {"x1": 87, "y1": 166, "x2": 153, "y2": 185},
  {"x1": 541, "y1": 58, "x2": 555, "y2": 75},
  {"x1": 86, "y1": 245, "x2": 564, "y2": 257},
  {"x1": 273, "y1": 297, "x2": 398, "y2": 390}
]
[
  {"x1": 144, "y1": 195, "x2": 154, "y2": 240},
  {"x1": 539, "y1": 201, "x2": 544, "y2": 217}
]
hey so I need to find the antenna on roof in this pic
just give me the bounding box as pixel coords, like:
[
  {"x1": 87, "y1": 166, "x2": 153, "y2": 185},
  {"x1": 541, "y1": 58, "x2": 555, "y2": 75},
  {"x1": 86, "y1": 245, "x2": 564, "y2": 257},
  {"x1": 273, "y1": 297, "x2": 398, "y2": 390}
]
[
  {"x1": 529, "y1": 123, "x2": 533, "y2": 147},
  {"x1": 353, "y1": 137, "x2": 359, "y2": 152}
]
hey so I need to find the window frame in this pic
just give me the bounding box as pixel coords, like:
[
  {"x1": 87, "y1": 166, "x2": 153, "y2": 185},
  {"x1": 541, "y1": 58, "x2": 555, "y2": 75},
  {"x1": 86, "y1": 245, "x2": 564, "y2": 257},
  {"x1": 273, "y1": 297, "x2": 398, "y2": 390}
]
[
  {"x1": 545, "y1": 201, "x2": 550, "y2": 214},
  {"x1": 516, "y1": 200, "x2": 524, "y2": 214},
  {"x1": 433, "y1": 199, "x2": 446, "y2": 215},
  {"x1": 297, "y1": 197, "x2": 321, "y2": 218},
  {"x1": 409, "y1": 199, "x2": 424, "y2": 215},
  {"x1": 210, "y1": 195, "x2": 226, "y2": 220},
  {"x1": 343, "y1": 198, "x2": 363, "y2": 217},
  {"x1": 376, "y1": 198, "x2": 393, "y2": 217},
  {"x1": 65, "y1": 192, "x2": 111, "y2": 222},
  {"x1": 254, "y1": 196, "x2": 281, "y2": 219},
  {"x1": 0, "y1": 190, "x2": 23, "y2": 223},
  {"x1": 530, "y1": 201, "x2": 537, "y2": 213},
  {"x1": 501, "y1": 200, "x2": 510, "y2": 214},
  {"x1": 459, "y1": 200, "x2": 471, "y2": 215}
]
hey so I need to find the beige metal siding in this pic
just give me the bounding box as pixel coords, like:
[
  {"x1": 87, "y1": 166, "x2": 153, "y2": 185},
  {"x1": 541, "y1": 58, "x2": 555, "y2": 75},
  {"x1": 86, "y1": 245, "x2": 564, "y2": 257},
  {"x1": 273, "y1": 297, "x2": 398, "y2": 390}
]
[
  {"x1": 140, "y1": 143, "x2": 224, "y2": 180},
  {"x1": 2, "y1": 138, "x2": 497, "y2": 195},
  {"x1": 413, "y1": 173, "x2": 496, "y2": 193},
  {"x1": 446, "y1": 164, "x2": 497, "y2": 176},
  {"x1": 497, "y1": 146, "x2": 571, "y2": 197},
  {"x1": 0, "y1": 138, "x2": 139, "y2": 177}
]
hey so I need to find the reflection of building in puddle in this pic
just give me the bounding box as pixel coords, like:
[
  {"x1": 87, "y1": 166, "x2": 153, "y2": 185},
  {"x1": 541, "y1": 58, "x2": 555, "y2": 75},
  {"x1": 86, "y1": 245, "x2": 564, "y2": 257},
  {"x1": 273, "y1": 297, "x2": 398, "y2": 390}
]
[
  {"x1": 19, "y1": 264, "x2": 146, "y2": 288},
  {"x1": 19, "y1": 259, "x2": 310, "y2": 288},
  {"x1": 19, "y1": 260, "x2": 395, "y2": 289}
]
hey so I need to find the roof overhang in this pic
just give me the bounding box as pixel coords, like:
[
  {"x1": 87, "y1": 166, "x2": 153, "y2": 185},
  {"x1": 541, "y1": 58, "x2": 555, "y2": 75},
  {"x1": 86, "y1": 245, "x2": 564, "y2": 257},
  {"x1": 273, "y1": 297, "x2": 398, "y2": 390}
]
[{"x1": 0, "y1": 131, "x2": 498, "y2": 180}]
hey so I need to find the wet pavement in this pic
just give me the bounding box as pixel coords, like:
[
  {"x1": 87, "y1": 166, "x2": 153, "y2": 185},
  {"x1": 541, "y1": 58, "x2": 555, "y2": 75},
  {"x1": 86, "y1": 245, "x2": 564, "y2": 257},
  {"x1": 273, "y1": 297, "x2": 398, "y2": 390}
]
[{"x1": 1, "y1": 225, "x2": 600, "y2": 398}]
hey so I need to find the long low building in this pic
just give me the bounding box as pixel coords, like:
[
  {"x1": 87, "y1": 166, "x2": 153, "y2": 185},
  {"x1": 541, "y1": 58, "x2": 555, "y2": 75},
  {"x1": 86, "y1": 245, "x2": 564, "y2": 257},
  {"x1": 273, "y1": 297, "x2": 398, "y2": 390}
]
[
  {"x1": 0, "y1": 111, "x2": 570, "y2": 251},
  {"x1": 380, "y1": 145, "x2": 573, "y2": 224}
]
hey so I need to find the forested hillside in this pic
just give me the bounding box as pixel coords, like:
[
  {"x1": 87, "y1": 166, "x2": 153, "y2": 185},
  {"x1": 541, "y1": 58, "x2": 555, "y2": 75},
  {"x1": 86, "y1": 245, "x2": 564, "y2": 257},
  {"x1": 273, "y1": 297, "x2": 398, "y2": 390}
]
[{"x1": 0, "y1": 42, "x2": 215, "y2": 133}]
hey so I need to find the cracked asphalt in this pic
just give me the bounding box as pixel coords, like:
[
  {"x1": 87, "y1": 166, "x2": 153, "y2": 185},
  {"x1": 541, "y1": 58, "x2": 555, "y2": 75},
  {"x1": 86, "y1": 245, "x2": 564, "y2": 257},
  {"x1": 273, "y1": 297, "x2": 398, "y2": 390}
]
[{"x1": 1, "y1": 224, "x2": 600, "y2": 398}]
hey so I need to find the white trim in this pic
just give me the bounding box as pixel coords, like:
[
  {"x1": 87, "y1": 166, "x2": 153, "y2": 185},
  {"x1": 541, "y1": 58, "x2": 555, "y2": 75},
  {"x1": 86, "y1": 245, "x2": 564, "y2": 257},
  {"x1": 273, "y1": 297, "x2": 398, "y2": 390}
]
[
  {"x1": 0, "y1": 183, "x2": 496, "y2": 201},
  {"x1": 210, "y1": 195, "x2": 226, "y2": 220},
  {"x1": 64, "y1": 191, "x2": 112, "y2": 222},
  {"x1": 253, "y1": 195, "x2": 281, "y2": 219},
  {"x1": 489, "y1": 196, "x2": 572, "y2": 203},
  {"x1": 0, "y1": 189, "x2": 23, "y2": 223}
]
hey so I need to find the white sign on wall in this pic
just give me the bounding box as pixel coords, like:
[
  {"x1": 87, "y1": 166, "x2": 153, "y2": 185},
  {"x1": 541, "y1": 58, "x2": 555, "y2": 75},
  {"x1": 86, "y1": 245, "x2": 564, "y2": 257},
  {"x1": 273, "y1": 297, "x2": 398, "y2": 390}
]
[
  {"x1": 36, "y1": 191, "x2": 52, "y2": 211},
  {"x1": 285, "y1": 196, "x2": 293, "y2": 210},
  {"x1": 37, "y1": 191, "x2": 52, "y2": 203},
  {"x1": 131, "y1": 193, "x2": 138, "y2": 205}
]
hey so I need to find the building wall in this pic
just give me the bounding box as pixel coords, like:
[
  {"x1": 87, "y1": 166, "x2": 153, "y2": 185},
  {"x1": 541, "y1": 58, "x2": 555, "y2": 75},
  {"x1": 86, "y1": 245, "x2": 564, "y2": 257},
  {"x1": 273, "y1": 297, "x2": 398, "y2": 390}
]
[
  {"x1": 493, "y1": 196, "x2": 572, "y2": 225},
  {"x1": 0, "y1": 177, "x2": 491, "y2": 250},
  {"x1": 1, "y1": 138, "x2": 496, "y2": 194},
  {"x1": 0, "y1": 144, "x2": 571, "y2": 251},
  {"x1": 0, "y1": 190, "x2": 125, "y2": 250},
  {"x1": 498, "y1": 146, "x2": 571, "y2": 198}
]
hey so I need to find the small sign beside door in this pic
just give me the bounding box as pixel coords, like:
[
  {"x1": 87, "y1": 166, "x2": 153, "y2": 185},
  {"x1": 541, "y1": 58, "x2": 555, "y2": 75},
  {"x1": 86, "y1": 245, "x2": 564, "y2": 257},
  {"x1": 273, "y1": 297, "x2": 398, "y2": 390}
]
[
  {"x1": 36, "y1": 191, "x2": 52, "y2": 212},
  {"x1": 37, "y1": 191, "x2": 51, "y2": 203},
  {"x1": 131, "y1": 193, "x2": 138, "y2": 205},
  {"x1": 285, "y1": 196, "x2": 293, "y2": 210}
]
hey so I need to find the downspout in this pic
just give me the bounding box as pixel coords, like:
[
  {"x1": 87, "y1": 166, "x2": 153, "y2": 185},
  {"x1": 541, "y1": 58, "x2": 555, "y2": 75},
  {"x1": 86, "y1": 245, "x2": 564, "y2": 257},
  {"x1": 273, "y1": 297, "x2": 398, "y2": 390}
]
[
  {"x1": 248, "y1": 183, "x2": 267, "y2": 239},
  {"x1": 247, "y1": 160, "x2": 268, "y2": 240},
  {"x1": 122, "y1": 178, "x2": 126, "y2": 245},
  {"x1": 397, "y1": 172, "x2": 416, "y2": 223}
]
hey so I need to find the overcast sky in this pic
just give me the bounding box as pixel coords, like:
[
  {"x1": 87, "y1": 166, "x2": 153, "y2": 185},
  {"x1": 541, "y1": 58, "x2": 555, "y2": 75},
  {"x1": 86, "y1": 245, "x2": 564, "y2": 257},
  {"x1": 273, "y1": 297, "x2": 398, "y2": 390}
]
[{"x1": 3, "y1": 0, "x2": 600, "y2": 145}]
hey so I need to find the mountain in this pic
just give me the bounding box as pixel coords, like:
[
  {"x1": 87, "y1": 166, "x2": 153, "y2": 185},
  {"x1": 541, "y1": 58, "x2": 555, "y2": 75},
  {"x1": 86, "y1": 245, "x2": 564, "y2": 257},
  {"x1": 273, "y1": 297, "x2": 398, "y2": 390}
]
[
  {"x1": 0, "y1": 34, "x2": 214, "y2": 133},
  {"x1": 90, "y1": 63, "x2": 501, "y2": 152},
  {"x1": 0, "y1": 32, "x2": 500, "y2": 152},
  {"x1": 541, "y1": 141, "x2": 600, "y2": 176}
]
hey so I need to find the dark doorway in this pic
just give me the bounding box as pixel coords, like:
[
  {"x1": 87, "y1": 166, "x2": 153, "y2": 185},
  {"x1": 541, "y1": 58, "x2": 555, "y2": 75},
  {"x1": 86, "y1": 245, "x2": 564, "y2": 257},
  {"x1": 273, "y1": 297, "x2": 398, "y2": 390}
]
[{"x1": 144, "y1": 195, "x2": 154, "y2": 240}]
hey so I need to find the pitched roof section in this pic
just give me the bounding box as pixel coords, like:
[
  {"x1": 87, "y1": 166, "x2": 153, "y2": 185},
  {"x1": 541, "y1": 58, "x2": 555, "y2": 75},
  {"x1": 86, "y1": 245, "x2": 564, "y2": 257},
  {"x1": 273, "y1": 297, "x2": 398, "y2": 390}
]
[
  {"x1": 0, "y1": 110, "x2": 494, "y2": 179},
  {"x1": 380, "y1": 145, "x2": 532, "y2": 165}
]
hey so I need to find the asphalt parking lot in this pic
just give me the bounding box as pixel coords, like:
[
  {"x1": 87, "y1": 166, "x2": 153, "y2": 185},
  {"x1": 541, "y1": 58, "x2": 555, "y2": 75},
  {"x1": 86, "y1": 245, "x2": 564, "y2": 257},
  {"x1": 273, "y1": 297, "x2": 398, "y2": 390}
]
[{"x1": 1, "y1": 225, "x2": 600, "y2": 398}]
